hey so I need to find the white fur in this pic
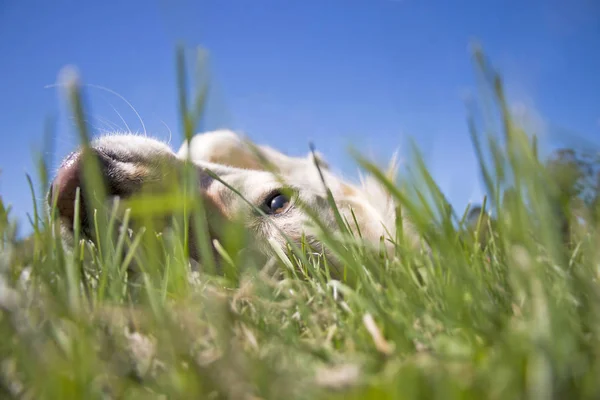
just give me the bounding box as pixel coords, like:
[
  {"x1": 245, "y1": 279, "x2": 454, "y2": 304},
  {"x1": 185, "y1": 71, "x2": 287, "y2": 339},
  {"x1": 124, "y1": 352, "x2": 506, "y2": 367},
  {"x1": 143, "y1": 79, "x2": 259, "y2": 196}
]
[
  {"x1": 176, "y1": 130, "x2": 406, "y2": 250},
  {"x1": 53, "y1": 129, "x2": 419, "y2": 276}
]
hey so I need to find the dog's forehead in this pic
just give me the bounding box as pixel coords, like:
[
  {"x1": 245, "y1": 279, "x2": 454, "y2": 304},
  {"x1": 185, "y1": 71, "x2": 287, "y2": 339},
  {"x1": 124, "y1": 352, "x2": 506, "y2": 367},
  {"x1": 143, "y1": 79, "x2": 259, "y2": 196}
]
[{"x1": 91, "y1": 134, "x2": 174, "y2": 157}]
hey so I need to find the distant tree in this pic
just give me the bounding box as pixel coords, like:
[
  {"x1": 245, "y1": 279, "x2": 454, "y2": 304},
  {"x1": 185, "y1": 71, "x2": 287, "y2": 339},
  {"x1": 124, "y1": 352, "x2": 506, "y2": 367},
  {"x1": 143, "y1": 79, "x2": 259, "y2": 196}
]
[
  {"x1": 465, "y1": 147, "x2": 599, "y2": 246},
  {"x1": 547, "y1": 148, "x2": 599, "y2": 200},
  {"x1": 545, "y1": 147, "x2": 600, "y2": 241}
]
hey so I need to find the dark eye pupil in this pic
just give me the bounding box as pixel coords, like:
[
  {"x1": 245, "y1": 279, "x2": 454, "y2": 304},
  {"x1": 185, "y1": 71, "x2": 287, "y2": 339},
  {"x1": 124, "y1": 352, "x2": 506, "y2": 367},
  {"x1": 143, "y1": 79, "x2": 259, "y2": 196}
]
[{"x1": 269, "y1": 194, "x2": 289, "y2": 214}]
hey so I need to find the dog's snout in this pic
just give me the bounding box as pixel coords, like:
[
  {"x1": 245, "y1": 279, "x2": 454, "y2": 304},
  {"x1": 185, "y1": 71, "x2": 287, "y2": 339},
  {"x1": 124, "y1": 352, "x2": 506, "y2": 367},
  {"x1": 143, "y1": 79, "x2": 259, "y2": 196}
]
[
  {"x1": 49, "y1": 151, "x2": 84, "y2": 227},
  {"x1": 48, "y1": 143, "x2": 181, "y2": 234},
  {"x1": 48, "y1": 148, "x2": 122, "y2": 230}
]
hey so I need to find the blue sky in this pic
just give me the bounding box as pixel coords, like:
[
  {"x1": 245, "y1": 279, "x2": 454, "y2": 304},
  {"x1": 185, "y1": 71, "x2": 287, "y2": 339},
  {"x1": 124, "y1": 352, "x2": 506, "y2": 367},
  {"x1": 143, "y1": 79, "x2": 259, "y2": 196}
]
[{"x1": 1, "y1": 0, "x2": 599, "y2": 235}]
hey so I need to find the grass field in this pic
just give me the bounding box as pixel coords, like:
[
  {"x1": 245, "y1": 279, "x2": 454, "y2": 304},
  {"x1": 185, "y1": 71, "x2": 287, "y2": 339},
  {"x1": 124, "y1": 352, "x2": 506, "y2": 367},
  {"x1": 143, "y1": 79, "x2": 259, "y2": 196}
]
[{"x1": 1, "y1": 48, "x2": 599, "y2": 400}]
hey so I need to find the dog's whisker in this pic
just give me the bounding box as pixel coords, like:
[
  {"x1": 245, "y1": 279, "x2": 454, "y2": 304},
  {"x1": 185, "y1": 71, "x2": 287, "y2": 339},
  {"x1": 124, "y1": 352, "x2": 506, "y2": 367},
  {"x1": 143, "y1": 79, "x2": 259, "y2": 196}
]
[
  {"x1": 160, "y1": 120, "x2": 173, "y2": 145},
  {"x1": 45, "y1": 81, "x2": 146, "y2": 136},
  {"x1": 82, "y1": 112, "x2": 122, "y2": 133},
  {"x1": 106, "y1": 101, "x2": 131, "y2": 133},
  {"x1": 83, "y1": 83, "x2": 146, "y2": 137}
]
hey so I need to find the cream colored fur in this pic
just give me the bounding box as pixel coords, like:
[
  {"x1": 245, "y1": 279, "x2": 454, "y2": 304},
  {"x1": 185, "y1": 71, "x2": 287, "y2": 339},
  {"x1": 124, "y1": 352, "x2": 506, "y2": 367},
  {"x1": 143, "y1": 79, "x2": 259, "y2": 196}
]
[
  {"x1": 50, "y1": 130, "x2": 419, "y2": 275},
  {"x1": 176, "y1": 130, "x2": 411, "y2": 254}
]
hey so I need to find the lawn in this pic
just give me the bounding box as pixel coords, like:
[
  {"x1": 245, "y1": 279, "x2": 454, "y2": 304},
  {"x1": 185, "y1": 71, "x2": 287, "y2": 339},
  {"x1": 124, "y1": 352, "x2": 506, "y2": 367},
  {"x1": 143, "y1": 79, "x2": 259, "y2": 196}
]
[{"x1": 1, "y1": 48, "x2": 599, "y2": 400}]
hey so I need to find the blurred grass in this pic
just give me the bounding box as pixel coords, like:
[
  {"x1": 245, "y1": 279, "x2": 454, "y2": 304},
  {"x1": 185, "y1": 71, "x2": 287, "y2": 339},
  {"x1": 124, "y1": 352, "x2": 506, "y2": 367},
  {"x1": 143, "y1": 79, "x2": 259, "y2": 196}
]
[{"x1": 1, "y1": 46, "x2": 599, "y2": 400}]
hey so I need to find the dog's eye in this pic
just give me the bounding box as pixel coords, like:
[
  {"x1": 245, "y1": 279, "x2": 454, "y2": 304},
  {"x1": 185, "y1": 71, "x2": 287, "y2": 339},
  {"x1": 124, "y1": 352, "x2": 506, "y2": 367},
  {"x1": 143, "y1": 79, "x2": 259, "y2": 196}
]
[{"x1": 265, "y1": 193, "x2": 290, "y2": 215}]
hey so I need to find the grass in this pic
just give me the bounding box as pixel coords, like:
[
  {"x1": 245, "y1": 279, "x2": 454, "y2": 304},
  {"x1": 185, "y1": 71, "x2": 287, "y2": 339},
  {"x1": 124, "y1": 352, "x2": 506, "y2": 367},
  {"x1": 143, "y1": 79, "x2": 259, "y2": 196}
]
[{"x1": 1, "y1": 46, "x2": 600, "y2": 400}]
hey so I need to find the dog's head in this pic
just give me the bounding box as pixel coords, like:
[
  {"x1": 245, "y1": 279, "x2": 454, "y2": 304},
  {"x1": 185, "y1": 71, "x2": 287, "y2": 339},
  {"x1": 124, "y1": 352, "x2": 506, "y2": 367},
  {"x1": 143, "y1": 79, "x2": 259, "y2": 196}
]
[{"x1": 48, "y1": 130, "x2": 413, "y2": 276}]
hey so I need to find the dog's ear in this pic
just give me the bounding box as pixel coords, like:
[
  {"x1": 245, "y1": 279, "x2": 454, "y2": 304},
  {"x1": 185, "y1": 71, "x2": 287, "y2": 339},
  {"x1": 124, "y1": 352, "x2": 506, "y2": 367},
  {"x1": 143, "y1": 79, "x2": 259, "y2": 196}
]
[
  {"x1": 177, "y1": 130, "x2": 266, "y2": 170},
  {"x1": 178, "y1": 130, "x2": 333, "y2": 176}
]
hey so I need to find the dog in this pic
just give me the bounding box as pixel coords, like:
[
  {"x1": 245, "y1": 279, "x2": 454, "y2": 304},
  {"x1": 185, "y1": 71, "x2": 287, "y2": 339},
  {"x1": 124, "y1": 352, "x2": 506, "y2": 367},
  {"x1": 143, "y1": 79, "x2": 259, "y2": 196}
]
[{"x1": 47, "y1": 130, "x2": 420, "y2": 277}]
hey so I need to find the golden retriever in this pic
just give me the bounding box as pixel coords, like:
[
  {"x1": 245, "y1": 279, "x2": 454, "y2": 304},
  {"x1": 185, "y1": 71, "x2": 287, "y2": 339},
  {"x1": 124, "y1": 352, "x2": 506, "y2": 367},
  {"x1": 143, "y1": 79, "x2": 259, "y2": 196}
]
[{"x1": 48, "y1": 130, "x2": 419, "y2": 276}]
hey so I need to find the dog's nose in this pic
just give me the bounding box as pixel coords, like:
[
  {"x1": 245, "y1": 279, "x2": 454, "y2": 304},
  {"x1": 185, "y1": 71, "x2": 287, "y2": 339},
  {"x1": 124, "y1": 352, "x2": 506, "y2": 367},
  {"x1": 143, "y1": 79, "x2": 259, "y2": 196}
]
[{"x1": 48, "y1": 151, "x2": 85, "y2": 227}]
